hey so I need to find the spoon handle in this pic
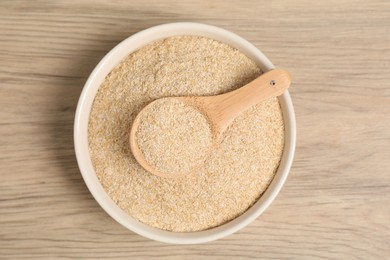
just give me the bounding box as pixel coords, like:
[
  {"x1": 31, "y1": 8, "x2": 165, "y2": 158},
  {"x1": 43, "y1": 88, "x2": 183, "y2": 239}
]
[{"x1": 203, "y1": 69, "x2": 291, "y2": 135}]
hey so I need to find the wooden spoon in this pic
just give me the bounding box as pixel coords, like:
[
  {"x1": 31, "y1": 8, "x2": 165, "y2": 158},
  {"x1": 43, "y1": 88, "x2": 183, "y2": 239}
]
[{"x1": 130, "y1": 69, "x2": 291, "y2": 178}]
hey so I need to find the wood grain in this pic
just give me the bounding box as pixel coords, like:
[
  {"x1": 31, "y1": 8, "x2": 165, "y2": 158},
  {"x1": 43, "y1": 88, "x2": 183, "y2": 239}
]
[{"x1": 1, "y1": 0, "x2": 389, "y2": 259}]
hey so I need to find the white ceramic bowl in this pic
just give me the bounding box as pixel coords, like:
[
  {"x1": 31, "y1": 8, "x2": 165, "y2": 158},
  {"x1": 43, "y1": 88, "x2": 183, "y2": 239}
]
[{"x1": 74, "y1": 22, "x2": 296, "y2": 244}]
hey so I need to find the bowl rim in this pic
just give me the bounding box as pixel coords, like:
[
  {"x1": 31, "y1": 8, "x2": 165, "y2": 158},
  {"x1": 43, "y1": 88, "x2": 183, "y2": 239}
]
[{"x1": 74, "y1": 22, "x2": 296, "y2": 244}]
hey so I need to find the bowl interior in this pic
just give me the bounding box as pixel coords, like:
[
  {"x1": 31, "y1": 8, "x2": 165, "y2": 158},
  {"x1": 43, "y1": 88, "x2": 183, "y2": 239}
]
[{"x1": 74, "y1": 22, "x2": 296, "y2": 244}]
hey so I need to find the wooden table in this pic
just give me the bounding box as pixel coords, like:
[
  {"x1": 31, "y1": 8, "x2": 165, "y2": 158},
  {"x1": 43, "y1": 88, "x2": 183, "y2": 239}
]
[{"x1": 1, "y1": 1, "x2": 389, "y2": 258}]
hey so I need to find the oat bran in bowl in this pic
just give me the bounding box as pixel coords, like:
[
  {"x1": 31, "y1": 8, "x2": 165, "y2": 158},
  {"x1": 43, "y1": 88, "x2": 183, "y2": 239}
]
[{"x1": 74, "y1": 22, "x2": 296, "y2": 244}]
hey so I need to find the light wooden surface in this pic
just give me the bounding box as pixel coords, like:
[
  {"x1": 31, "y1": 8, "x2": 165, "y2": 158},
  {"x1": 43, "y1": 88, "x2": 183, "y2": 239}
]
[{"x1": 1, "y1": 0, "x2": 389, "y2": 259}]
